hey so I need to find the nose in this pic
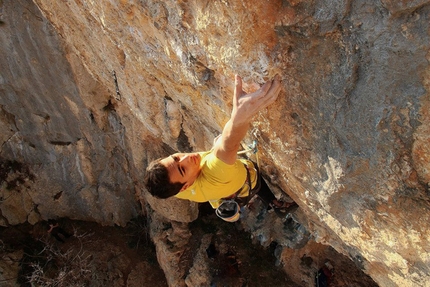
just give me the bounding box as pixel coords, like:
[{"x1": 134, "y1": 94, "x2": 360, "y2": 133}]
[
  {"x1": 180, "y1": 154, "x2": 197, "y2": 165},
  {"x1": 179, "y1": 154, "x2": 189, "y2": 163}
]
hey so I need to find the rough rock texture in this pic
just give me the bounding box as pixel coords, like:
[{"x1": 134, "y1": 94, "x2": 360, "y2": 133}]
[
  {"x1": 1, "y1": 0, "x2": 429, "y2": 286},
  {"x1": 0, "y1": 249, "x2": 22, "y2": 286},
  {"x1": 0, "y1": 0, "x2": 140, "y2": 226}
]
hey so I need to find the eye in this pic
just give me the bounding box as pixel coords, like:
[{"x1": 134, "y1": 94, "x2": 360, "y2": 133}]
[{"x1": 171, "y1": 155, "x2": 185, "y2": 176}]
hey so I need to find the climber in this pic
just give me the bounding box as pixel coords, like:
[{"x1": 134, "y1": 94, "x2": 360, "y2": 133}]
[{"x1": 144, "y1": 74, "x2": 296, "y2": 221}]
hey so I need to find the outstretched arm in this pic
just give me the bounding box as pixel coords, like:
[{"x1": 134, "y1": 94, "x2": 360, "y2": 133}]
[{"x1": 214, "y1": 74, "x2": 282, "y2": 164}]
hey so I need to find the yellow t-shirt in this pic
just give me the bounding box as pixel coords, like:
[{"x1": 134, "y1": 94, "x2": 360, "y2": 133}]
[{"x1": 175, "y1": 151, "x2": 257, "y2": 208}]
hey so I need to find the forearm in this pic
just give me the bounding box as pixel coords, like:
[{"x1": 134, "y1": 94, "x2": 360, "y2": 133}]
[
  {"x1": 213, "y1": 74, "x2": 281, "y2": 165},
  {"x1": 215, "y1": 118, "x2": 249, "y2": 164}
]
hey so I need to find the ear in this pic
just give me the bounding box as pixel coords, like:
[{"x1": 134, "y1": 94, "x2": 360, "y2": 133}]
[{"x1": 180, "y1": 183, "x2": 190, "y2": 192}]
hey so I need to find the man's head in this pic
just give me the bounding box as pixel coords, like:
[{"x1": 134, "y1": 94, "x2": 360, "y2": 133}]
[{"x1": 144, "y1": 153, "x2": 202, "y2": 199}]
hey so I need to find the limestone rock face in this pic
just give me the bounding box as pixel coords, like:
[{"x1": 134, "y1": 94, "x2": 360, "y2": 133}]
[
  {"x1": 0, "y1": 1, "x2": 142, "y2": 226},
  {"x1": 1, "y1": 0, "x2": 429, "y2": 286},
  {"x1": 0, "y1": 249, "x2": 22, "y2": 286}
]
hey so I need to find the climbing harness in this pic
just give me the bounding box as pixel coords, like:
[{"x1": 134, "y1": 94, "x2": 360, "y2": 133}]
[
  {"x1": 237, "y1": 139, "x2": 262, "y2": 205},
  {"x1": 216, "y1": 139, "x2": 262, "y2": 222},
  {"x1": 215, "y1": 129, "x2": 298, "y2": 222}
]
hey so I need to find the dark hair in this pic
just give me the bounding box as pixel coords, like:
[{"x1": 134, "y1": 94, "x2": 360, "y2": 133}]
[{"x1": 144, "y1": 158, "x2": 184, "y2": 199}]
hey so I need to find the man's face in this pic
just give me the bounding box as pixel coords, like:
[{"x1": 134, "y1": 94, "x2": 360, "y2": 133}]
[{"x1": 159, "y1": 152, "x2": 201, "y2": 191}]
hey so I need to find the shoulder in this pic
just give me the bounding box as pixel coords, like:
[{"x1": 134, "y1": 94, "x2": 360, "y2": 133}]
[
  {"x1": 203, "y1": 152, "x2": 242, "y2": 171},
  {"x1": 200, "y1": 153, "x2": 246, "y2": 183}
]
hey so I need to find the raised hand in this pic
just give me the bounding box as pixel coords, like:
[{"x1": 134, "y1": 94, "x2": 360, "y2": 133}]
[
  {"x1": 231, "y1": 74, "x2": 282, "y2": 125},
  {"x1": 215, "y1": 74, "x2": 282, "y2": 164}
]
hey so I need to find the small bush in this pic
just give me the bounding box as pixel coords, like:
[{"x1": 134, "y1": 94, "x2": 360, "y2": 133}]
[{"x1": 22, "y1": 229, "x2": 94, "y2": 287}]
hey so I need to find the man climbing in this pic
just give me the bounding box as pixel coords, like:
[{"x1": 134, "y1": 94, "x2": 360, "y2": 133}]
[{"x1": 144, "y1": 74, "x2": 295, "y2": 219}]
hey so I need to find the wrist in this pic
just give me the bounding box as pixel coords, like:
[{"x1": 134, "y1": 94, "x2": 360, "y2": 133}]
[{"x1": 230, "y1": 111, "x2": 251, "y2": 127}]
